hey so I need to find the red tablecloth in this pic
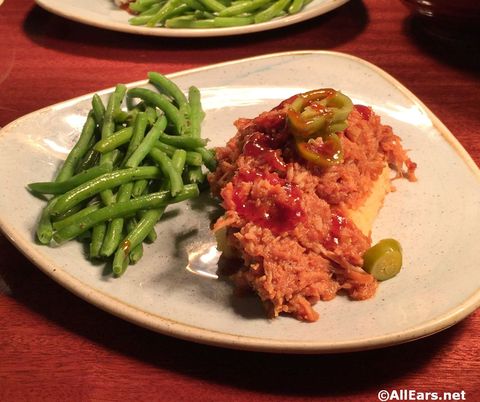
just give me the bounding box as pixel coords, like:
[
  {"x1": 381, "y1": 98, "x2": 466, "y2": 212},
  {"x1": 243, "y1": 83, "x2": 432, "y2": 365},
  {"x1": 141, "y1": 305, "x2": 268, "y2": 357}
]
[{"x1": 1, "y1": 0, "x2": 479, "y2": 400}]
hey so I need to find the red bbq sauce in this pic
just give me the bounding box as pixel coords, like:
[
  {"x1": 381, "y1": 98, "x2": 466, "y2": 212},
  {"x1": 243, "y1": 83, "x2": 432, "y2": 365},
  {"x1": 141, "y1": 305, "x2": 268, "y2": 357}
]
[
  {"x1": 230, "y1": 108, "x2": 305, "y2": 234},
  {"x1": 242, "y1": 109, "x2": 290, "y2": 172},
  {"x1": 354, "y1": 105, "x2": 372, "y2": 120},
  {"x1": 253, "y1": 110, "x2": 286, "y2": 133},
  {"x1": 231, "y1": 170, "x2": 304, "y2": 235},
  {"x1": 243, "y1": 133, "x2": 286, "y2": 172},
  {"x1": 324, "y1": 212, "x2": 347, "y2": 250},
  {"x1": 306, "y1": 137, "x2": 338, "y2": 158}
]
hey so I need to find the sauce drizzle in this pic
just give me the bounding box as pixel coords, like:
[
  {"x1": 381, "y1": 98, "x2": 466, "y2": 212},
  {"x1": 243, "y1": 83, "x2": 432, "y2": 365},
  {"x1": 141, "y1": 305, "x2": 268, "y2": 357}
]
[
  {"x1": 355, "y1": 105, "x2": 372, "y2": 120},
  {"x1": 232, "y1": 170, "x2": 304, "y2": 235}
]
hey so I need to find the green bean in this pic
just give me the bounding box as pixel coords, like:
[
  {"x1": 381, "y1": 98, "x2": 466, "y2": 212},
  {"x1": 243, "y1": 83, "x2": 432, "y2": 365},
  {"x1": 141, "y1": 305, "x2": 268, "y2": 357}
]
[
  {"x1": 148, "y1": 72, "x2": 188, "y2": 110},
  {"x1": 53, "y1": 184, "x2": 199, "y2": 244},
  {"x1": 214, "y1": 15, "x2": 254, "y2": 26},
  {"x1": 135, "y1": 209, "x2": 159, "y2": 243},
  {"x1": 100, "y1": 190, "x2": 115, "y2": 210},
  {"x1": 125, "y1": 116, "x2": 167, "y2": 168},
  {"x1": 101, "y1": 85, "x2": 127, "y2": 141},
  {"x1": 140, "y1": 2, "x2": 164, "y2": 15},
  {"x1": 158, "y1": 133, "x2": 207, "y2": 150},
  {"x1": 99, "y1": 85, "x2": 127, "y2": 206},
  {"x1": 254, "y1": 0, "x2": 291, "y2": 23},
  {"x1": 112, "y1": 208, "x2": 166, "y2": 276},
  {"x1": 126, "y1": 107, "x2": 140, "y2": 125},
  {"x1": 94, "y1": 127, "x2": 133, "y2": 153},
  {"x1": 92, "y1": 94, "x2": 106, "y2": 128},
  {"x1": 146, "y1": 0, "x2": 182, "y2": 26},
  {"x1": 75, "y1": 146, "x2": 100, "y2": 174},
  {"x1": 126, "y1": 218, "x2": 147, "y2": 259},
  {"x1": 149, "y1": 148, "x2": 183, "y2": 196},
  {"x1": 100, "y1": 182, "x2": 135, "y2": 258},
  {"x1": 121, "y1": 112, "x2": 149, "y2": 166},
  {"x1": 127, "y1": 88, "x2": 185, "y2": 135},
  {"x1": 194, "y1": 9, "x2": 215, "y2": 18},
  {"x1": 186, "y1": 86, "x2": 204, "y2": 137},
  {"x1": 184, "y1": 150, "x2": 203, "y2": 167},
  {"x1": 171, "y1": 149, "x2": 187, "y2": 173},
  {"x1": 155, "y1": 140, "x2": 203, "y2": 166},
  {"x1": 132, "y1": 179, "x2": 150, "y2": 198},
  {"x1": 145, "y1": 226, "x2": 157, "y2": 243},
  {"x1": 183, "y1": 0, "x2": 206, "y2": 11},
  {"x1": 196, "y1": 146, "x2": 216, "y2": 171},
  {"x1": 89, "y1": 222, "x2": 107, "y2": 259},
  {"x1": 126, "y1": 216, "x2": 138, "y2": 232},
  {"x1": 50, "y1": 166, "x2": 162, "y2": 217},
  {"x1": 198, "y1": 0, "x2": 226, "y2": 12},
  {"x1": 111, "y1": 148, "x2": 125, "y2": 168},
  {"x1": 145, "y1": 106, "x2": 158, "y2": 126},
  {"x1": 51, "y1": 201, "x2": 85, "y2": 222},
  {"x1": 130, "y1": 14, "x2": 156, "y2": 26},
  {"x1": 114, "y1": 110, "x2": 130, "y2": 124},
  {"x1": 165, "y1": 17, "x2": 215, "y2": 28},
  {"x1": 162, "y1": 4, "x2": 192, "y2": 21},
  {"x1": 129, "y1": 0, "x2": 160, "y2": 12},
  {"x1": 218, "y1": 0, "x2": 270, "y2": 16},
  {"x1": 28, "y1": 165, "x2": 111, "y2": 195},
  {"x1": 55, "y1": 112, "x2": 97, "y2": 182},
  {"x1": 288, "y1": 0, "x2": 303, "y2": 14},
  {"x1": 100, "y1": 84, "x2": 127, "y2": 167},
  {"x1": 52, "y1": 202, "x2": 101, "y2": 231},
  {"x1": 36, "y1": 197, "x2": 58, "y2": 244},
  {"x1": 129, "y1": 242, "x2": 144, "y2": 264},
  {"x1": 184, "y1": 166, "x2": 205, "y2": 184}
]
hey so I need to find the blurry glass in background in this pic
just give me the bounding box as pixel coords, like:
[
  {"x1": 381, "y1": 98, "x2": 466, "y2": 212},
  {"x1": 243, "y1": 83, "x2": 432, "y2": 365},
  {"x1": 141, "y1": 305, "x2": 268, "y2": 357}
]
[{"x1": 401, "y1": 0, "x2": 480, "y2": 41}]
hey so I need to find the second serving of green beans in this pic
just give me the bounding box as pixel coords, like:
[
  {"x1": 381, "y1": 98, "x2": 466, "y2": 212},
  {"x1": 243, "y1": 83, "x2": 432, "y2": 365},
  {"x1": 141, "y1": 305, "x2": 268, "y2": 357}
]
[{"x1": 121, "y1": 0, "x2": 312, "y2": 29}]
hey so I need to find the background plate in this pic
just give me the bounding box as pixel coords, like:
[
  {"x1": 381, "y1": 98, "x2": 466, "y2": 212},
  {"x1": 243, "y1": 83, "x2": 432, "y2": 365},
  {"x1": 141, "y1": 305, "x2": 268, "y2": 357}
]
[
  {"x1": 1, "y1": 51, "x2": 479, "y2": 353},
  {"x1": 34, "y1": 0, "x2": 350, "y2": 37}
]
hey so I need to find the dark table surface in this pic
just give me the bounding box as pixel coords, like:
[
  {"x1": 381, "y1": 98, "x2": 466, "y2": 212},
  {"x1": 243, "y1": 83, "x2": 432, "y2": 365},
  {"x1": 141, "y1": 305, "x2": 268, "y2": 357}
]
[{"x1": 1, "y1": 0, "x2": 479, "y2": 401}]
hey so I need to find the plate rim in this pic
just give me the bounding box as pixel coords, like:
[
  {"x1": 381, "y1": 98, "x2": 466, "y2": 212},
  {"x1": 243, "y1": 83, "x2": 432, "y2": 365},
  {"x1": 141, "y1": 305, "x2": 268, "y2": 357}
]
[
  {"x1": 1, "y1": 50, "x2": 479, "y2": 354},
  {"x1": 33, "y1": 0, "x2": 350, "y2": 38}
]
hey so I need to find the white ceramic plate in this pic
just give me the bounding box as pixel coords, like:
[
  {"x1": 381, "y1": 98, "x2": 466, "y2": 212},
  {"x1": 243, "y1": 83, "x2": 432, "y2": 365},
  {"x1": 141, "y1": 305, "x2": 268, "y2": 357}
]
[
  {"x1": 34, "y1": 0, "x2": 350, "y2": 37},
  {"x1": 1, "y1": 51, "x2": 480, "y2": 353}
]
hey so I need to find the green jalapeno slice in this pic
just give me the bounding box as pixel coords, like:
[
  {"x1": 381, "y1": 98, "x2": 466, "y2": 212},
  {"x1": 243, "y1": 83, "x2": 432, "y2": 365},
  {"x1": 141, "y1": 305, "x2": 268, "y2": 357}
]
[
  {"x1": 286, "y1": 88, "x2": 353, "y2": 167},
  {"x1": 362, "y1": 238, "x2": 403, "y2": 281},
  {"x1": 295, "y1": 134, "x2": 343, "y2": 167}
]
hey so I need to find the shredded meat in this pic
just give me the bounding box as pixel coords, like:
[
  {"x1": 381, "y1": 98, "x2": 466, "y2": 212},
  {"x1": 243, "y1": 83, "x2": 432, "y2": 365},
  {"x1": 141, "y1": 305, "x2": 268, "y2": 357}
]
[{"x1": 209, "y1": 101, "x2": 416, "y2": 321}]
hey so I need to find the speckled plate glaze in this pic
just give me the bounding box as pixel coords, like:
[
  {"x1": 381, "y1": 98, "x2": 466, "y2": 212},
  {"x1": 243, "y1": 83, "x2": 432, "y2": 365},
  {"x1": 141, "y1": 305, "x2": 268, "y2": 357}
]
[
  {"x1": 34, "y1": 0, "x2": 350, "y2": 38},
  {"x1": 1, "y1": 51, "x2": 479, "y2": 353}
]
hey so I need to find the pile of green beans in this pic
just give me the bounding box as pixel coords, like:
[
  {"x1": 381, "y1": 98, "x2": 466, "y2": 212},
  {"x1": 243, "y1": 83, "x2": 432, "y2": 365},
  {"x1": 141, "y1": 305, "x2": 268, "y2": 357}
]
[
  {"x1": 123, "y1": 0, "x2": 312, "y2": 29},
  {"x1": 28, "y1": 72, "x2": 214, "y2": 276}
]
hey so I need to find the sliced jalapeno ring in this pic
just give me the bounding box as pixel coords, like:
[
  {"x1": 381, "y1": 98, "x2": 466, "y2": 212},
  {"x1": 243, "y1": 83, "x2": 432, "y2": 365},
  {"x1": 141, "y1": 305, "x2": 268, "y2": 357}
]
[
  {"x1": 287, "y1": 109, "x2": 326, "y2": 138},
  {"x1": 300, "y1": 88, "x2": 337, "y2": 103},
  {"x1": 295, "y1": 133, "x2": 343, "y2": 167},
  {"x1": 327, "y1": 121, "x2": 348, "y2": 134},
  {"x1": 286, "y1": 89, "x2": 353, "y2": 139},
  {"x1": 362, "y1": 238, "x2": 403, "y2": 281},
  {"x1": 327, "y1": 92, "x2": 354, "y2": 123},
  {"x1": 289, "y1": 88, "x2": 336, "y2": 112}
]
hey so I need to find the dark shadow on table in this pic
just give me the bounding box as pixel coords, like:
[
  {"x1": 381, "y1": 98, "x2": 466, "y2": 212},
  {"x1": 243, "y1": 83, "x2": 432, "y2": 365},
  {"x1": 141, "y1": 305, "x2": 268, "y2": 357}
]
[
  {"x1": 0, "y1": 233, "x2": 468, "y2": 399},
  {"x1": 23, "y1": 0, "x2": 368, "y2": 65},
  {"x1": 403, "y1": 14, "x2": 480, "y2": 75}
]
